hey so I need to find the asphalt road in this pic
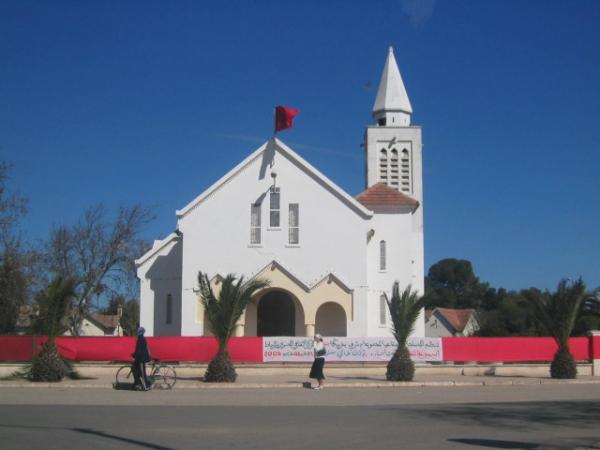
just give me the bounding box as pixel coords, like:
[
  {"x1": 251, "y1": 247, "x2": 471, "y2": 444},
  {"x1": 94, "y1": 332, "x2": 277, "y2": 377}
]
[{"x1": 1, "y1": 385, "x2": 600, "y2": 449}]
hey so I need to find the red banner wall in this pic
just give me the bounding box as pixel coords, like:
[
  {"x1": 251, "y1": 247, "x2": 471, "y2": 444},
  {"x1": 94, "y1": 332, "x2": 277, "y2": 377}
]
[
  {"x1": 0, "y1": 336, "x2": 594, "y2": 363},
  {"x1": 442, "y1": 337, "x2": 591, "y2": 362},
  {"x1": 0, "y1": 336, "x2": 36, "y2": 361},
  {"x1": 51, "y1": 336, "x2": 263, "y2": 363},
  {"x1": 0, "y1": 336, "x2": 263, "y2": 363}
]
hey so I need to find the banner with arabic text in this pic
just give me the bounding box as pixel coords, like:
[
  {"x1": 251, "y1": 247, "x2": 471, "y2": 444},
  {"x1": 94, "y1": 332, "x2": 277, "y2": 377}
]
[{"x1": 262, "y1": 336, "x2": 443, "y2": 362}]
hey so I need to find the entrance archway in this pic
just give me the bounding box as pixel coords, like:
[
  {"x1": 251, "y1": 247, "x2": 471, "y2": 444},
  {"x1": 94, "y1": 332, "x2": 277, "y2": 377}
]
[
  {"x1": 257, "y1": 290, "x2": 296, "y2": 336},
  {"x1": 315, "y1": 302, "x2": 347, "y2": 336}
]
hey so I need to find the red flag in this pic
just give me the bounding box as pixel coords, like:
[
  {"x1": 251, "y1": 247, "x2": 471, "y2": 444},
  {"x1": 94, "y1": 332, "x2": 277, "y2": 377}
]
[{"x1": 274, "y1": 106, "x2": 299, "y2": 133}]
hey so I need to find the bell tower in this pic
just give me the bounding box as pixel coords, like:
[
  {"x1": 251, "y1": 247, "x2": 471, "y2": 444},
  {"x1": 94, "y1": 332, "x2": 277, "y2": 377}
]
[{"x1": 364, "y1": 47, "x2": 423, "y2": 206}]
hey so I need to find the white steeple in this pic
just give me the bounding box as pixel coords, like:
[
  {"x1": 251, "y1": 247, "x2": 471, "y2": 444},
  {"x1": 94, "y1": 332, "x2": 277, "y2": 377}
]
[{"x1": 372, "y1": 47, "x2": 412, "y2": 127}]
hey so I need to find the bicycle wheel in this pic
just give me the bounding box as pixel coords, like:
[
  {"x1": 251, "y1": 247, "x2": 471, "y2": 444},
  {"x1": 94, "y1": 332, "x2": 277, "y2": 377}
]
[
  {"x1": 115, "y1": 365, "x2": 133, "y2": 388},
  {"x1": 151, "y1": 365, "x2": 177, "y2": 389}
]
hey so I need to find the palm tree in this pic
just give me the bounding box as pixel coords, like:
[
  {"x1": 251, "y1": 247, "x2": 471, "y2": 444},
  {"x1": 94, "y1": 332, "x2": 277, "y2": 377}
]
[
  {"x1": 385, "y1": 283, "x2": 424, "y2": 381},
  {"x1": 30, "y1": 276, "x2": 76, "y2": 382},
  {"x1": 525, "y1": 278, "x2": 587, "y2": 379},
  {"x1": 198, "y1": 271, "x2": 269, "y2": 382}
]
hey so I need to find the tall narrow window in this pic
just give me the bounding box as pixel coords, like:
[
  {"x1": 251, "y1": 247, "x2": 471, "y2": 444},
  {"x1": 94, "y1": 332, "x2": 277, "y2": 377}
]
[
  {"x1": 379, "y1": 240, "x2": 386, "y2": 271},
  {"x1": 400, "y1": 148, "x2": 411, "y2": 192},
  {"x1": 379, "y1": 149, "x2": 388, "y2": 184},
  {"x1": 288, "y1": 203, "x2": 299, "y2": 244},
  {"x1": 250, "y1": 203, "x2": 261, "y2": 244},
  {"x1": 390, "y1": 149, "x2": 399, "y2": 188},
  {"x1": 380, "y1": 294, "x2": 387, "y2": 325},
  {"x1": 269, "y1": 187, "x2": 280, "y2": 227},
  {"x1": 166, "y1": 294, "x2": 173, "y2": 325}
]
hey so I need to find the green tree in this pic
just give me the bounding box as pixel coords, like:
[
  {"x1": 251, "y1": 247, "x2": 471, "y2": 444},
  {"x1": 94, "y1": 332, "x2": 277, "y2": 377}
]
[
  {"x1": 573, "y1": 287, "x2": 600, "y2": 336},
  {"x1": 30, "y1": 276, "x2": 76, "y2": 382},
  {"x1": 525, "y1": 278, "x2": 587, "y2": 379},
  {"x1": 0, "y1": 161, "x2": 27, "y2": 242},
  {"x1": 385, "y1": 283, "x2": 424, "y2": 382},
  {"x1": 476, "y1": 288, "x2": 544, "y2": 337},
  {"x1": 198, "y1": 271, "x2": 268, "y2": 382},
  {"x1": 0, "y1": 162, "x2": 30, "y2": 333},
  {"x1": 0, "y1": 246, "x2": 28, "y2": 333},
  {"x1": 45, "y1": 204, "x2": 154, "y2": 335},
  {"x1": 423, "y1": 258, "x2": 492, "y2": 309},
  {"x1": 103, "y1": 295, "x2": 140, "y2": 336}
]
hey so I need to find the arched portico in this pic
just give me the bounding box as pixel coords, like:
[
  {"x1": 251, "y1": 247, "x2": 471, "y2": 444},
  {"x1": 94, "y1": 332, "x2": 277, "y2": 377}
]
[
  {"x1": 198, "y1": 262, "x2": 354, "y2": 337},
  {"x1": 315, "y1": 302, "x2": 347, "y2": 336},
  {"x1": 257, "y1": 290, "x2": 295, "y2": 336},
  {"x1": 244, "y1": 288, "x2": 306, "y2": 337}
]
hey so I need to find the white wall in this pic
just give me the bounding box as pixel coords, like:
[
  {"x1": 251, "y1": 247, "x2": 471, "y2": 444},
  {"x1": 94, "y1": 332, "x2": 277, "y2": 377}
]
[
  {"x1": 363, "y1": 124, "x2": 425, "y2": 338},
  {"x1": 177, "y1": 142, "x2": 369, "y2": 336},
  {"x1": 365, "y1": 211, "x2": 424, "y2": 337},
  {"x1": 425, "y1": 314, "x2": 453, "y2": 338},
  {"x1": 137, "y1": 237, "x2": 182, "y2": 336}
]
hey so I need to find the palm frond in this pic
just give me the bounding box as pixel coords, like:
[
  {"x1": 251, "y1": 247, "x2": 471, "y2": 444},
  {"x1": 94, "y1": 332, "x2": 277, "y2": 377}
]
[
  {"x1": 385, "y1": 283, "x2": 424, "y2": 347},
  {"x1": 34, "y1": 276, "x2": 76, "y2": 339},
  {"x1": 525, "y1": 278, "x2": 586, "y2": 348},
  {"x1": 198, "y1": 271, "x2": 269, "y2": 350}
]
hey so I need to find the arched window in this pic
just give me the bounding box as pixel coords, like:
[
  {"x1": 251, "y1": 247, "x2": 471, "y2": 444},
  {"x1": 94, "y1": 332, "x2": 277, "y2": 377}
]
[
  {"x1": 390, "y1": 149, "x2": 399, "y2": 188},
  {"x1": 166, "y1": 294, "x2": 173, "y2": 325},
  {"x1": 379, "y1": 149, "x2": 388, "y2": 183},
  {"x1": 380, "y1": 294, "x2": 387, "y2": 325},
  {"x1": 400, "y1": 148, "x2": 411, "y2": 192},
  {"x1": 379, "y1": 240, "x2": 386, "y2": 271}
]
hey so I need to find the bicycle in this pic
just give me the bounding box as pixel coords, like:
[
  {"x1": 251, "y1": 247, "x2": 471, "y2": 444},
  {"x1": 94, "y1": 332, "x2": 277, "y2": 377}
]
[{"x1": 114, "y1": 359, "x2": 177, "y2": 390}]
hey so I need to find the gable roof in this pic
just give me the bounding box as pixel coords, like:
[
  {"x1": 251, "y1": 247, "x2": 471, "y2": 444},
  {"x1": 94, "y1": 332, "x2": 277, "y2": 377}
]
[
  {"x1": 135, "y1": 232, "x2": 180, "y2": 267},
  {"x1": 88, "y1": 313, "x2": 120, "y2": 330},
  {"x1": 432, "y1": 308, "x2": 476, "y2": 333},
  {"x1": 175, "y1": 138, "x2": 373, "y2": 220},
  {"x1": 356, "y1": 182, "x2": 419, "y2": 210}
]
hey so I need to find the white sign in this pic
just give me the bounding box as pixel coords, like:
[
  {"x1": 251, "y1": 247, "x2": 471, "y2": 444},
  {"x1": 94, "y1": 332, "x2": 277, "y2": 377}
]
[{"x1": 262, "y1": 337, "x2": 442, "y2": 362}]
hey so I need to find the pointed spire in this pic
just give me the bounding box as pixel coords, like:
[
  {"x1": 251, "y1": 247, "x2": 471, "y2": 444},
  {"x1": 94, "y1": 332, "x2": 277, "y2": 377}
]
[{"x1": 372, "y1": 47, "x2": 412, "y2": 120}]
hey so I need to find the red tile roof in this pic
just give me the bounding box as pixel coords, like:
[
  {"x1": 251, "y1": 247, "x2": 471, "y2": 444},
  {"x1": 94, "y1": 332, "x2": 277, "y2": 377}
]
[
  {"x1": 356, "y1": 183, "x2": 419, "y2": 210},
  {"x1": 434, "y1": 308, "x2": 475, "y2": 333},
  {"x1": 89, "y1": 313, "x2": 120, "y2": 330}
]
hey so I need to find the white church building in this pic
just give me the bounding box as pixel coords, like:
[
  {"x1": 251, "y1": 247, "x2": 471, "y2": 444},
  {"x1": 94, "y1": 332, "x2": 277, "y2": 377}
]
[{"x1": 136, "y1": 47, "x2": 425, "y2": 338}]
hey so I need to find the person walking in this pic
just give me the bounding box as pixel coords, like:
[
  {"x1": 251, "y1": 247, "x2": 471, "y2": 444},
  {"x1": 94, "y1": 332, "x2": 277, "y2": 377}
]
[
  {"x1": 132, "y1": 326, "x2": 151, "y2": 391},
  {"x1": 309, "y1": 334, "x2": 326, "y2": 390}
]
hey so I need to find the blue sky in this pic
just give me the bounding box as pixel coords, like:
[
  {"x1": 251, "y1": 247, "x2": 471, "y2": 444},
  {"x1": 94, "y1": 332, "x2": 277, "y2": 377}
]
[{"x1": 1, "y1": 0, "x2": 599, "y2": 291}]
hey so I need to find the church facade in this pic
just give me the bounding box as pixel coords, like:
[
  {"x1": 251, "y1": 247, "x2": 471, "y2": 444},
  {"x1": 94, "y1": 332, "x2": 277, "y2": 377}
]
[{"x1": 136, "y1": 48, "x2": 425, "y2": 338}]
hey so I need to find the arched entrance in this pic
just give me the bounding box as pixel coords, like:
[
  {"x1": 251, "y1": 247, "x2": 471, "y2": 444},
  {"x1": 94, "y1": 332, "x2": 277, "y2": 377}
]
[
  {"x1": 315, "y1": 302, "x2": 347, "y2": 336},
  {"x1": 257, "y1": 290, "x2": 296, "y2": 336}
]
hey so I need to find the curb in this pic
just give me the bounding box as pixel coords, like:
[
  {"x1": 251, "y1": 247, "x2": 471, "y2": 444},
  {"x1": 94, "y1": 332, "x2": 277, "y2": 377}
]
[{"x1": 2, "y1": 379, "x2": 600, "y2": 390}]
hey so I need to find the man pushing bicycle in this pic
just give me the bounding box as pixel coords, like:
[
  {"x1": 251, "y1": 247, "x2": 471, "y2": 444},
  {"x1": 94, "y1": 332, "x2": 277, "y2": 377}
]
[{"x1": 132, "y1": 326, "x2": 151, "y2": 391}]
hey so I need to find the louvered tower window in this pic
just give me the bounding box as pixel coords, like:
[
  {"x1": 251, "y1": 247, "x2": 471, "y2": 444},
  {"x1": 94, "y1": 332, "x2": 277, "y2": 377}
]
[
  {"x1": 390, "y1": 149, "x2": 399, "y2": 188},
  {"x1": 400, "y1": 149, "x2": 411, "y2": 192},
  {"x1": 379, "y1": 149, "x2": 388, "y2": 184}
]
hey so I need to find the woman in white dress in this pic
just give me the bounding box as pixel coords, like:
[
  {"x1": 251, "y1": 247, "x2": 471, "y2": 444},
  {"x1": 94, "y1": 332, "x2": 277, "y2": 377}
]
[{"x1": 309, "y1": 334, "x2": 326, "y2": 390}]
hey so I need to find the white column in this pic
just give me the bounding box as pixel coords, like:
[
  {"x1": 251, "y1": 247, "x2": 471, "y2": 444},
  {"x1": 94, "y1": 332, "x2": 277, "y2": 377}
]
[
  {"x1": 305, "y1": 323, "x2": 315, "y2": 337},
  {"x1": 234, "y1": 324, "x2": 245, "y2": 337}
]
